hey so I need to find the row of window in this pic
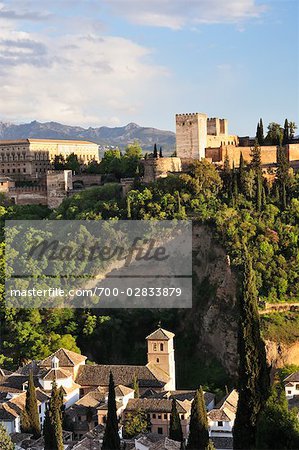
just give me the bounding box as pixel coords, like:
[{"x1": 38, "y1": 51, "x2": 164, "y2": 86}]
[
  {"x1": 0, "y1": 153, "x2": 48, "y2": 161},
  {"x1": 151, "y1": 412, "x2": 184, "y2": 420}
]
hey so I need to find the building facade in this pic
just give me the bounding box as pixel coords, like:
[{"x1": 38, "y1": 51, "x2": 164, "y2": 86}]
[{"x1": 0, "y1": 139, "x2": 99, "y2": 181}]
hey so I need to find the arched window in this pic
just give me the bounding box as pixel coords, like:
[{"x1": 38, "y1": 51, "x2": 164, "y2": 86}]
[{"x1": 160, "y1": 343, "x2": 164, "y2": 351}]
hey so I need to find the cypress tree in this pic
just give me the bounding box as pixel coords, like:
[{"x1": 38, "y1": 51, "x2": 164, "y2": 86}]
[
  {"x1": 259, "y1": 118, "x2": 264, "y2": 145},
  {"x1": 262, "y1": 186, "x2": 267, "y2": 209},
  {"x1": 22, "y1": 370, "x2": 40, "y2": 439},
  {"x1": 159, "y1": 146, "x2": 163, "y2": 157},
  {"x1": 133, "y1": 373, "x2": 139, "y2": 398},
  {"x1": 20, "y1": 409, "x2": 31, "y2": 434},
  {"x1": 255, "y1": 122, "x2": 260, "y2": 144},
  {"x1": 187, "y1": 387, "x2": 211, "y2": 450},
  {"x1": 169, "y1": 398, "x2": 183, "y2": 443},
  {"x1": 250, "y1": 142, "x2": 262, "y2": 175},
  {"x1": 0, "y1": 423, "x2": 14, "y2": 450},
  {"x1": 232, "y1": 164, "x2": 238, "y2": 206},
  {"x1": 102, "y1": 372, "x2": 120, "y2": 450},
  {"x1": 222, "y1": 153, "x2": 232, "y2": 196},
  {"x1": 153, "y1": 144, "x2": 158, "y2": 158},
  {"x1": 256, "y1": 119, "x2": 264, "y2": 145},
  {"x1": 44, "y1": 382, "x2": 64, "y2": 450},
  {"x1": 276, "y1": 145, "x2": 290, "y2": 209},
  {"x1": 256, "y1": 175, "x2": 262, "y2": 212},
  {"x1": 238, "y1": 152, "x2": 245, "y2": 193},
  {"x1": 233, "y1": 250, "x2": 270, "y2": 449},
  {"x1": 282, "y1": 119, "x2": 289, "y2": 145}
]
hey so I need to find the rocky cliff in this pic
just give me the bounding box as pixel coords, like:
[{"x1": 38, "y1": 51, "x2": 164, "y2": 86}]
[{"x1": 189, "y1": 224, "x2": 239, "y2": 377}]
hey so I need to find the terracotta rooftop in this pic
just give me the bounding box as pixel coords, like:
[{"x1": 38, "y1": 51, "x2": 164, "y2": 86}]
[
  {"x1": 125, "y1": 398, "x2": 186, "y2": 414},
  {"x1": 146, "y1": 328, "x2": 175, "y2": 341},
  {"x1": 0, "y1": 403, "x2": 19, "y2": 420},
  {"x1": 75, "y1": 364, "x2": 164, "y2": 388},
  {"x1": 40, "y1": 348, "x2": 87, "y2": 368},
  {"x1": 284, "y1": 371, "x2": 299, "y2": 383},
  {"x1": 141, "y1": 389, "x2": 215, "y2": 407},
  {"x1": 208, "y1": 408, "x2": 231, "y2": 421},
  {"x1": 215, "y1": 389, "x2": 238, "y2": 412},
  {"x1": 0, "y1": 373, "x2": 41, "y2": 393},
  {"x1": 41, "y1": 367, "x2": 71, "y2": 381},
  {"x1": 75, "y1": 387, "x2": 106, "y2": 407},
  {"x1": 135, "y1": 434, "x2": 181, "y2": 449},
  {"x1": 115, "y1": 384, "x2": 135, "y2": 397}
]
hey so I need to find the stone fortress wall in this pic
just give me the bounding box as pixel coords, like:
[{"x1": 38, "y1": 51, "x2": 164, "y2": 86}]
[
  {"x1": 176, "y1": 112, "x2": 299, "y2": 168},
  {"x1": 143, "y1": 157, "x2": 181, "y2": 183}
]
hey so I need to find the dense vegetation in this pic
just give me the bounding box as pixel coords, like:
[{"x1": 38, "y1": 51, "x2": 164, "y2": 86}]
[{"x1": 0, "y1": 142, "x2": 299, "y2": 394}]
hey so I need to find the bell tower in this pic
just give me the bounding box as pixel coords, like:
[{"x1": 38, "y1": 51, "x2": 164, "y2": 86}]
[{"x1": 146, "y1": 328, "x2": 176, "y2": 390}]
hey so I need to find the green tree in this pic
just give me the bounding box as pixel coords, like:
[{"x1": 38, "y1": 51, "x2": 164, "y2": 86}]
[
  {"x1": 159, "y1": 146, "x2": 163, "y2": 157},
  {"x1": 102, "y1": 372, "x2": 120, "y2": 450},
  {"x1": 22, "y1": 370, "x2": 40, "y2": 439},
  {"x1": 53, "y1": 154, "x2": 66, "y2": 170},
  {"x1": 187, "y1": 387, "x2": 211, "y2": 450},
  {"x1": 124, "y1": 409, "x2": 150, "y2": 438},
  {"x1": 266, "y1": 122, "x2": 283, "y2": 145},
  {"x1": 190, "y1": 160, "x2": 223, "y2": 196},
  {"x1": 0, "y1": 424, "x2": 14, "y2": 450},
  {"x1": 169, "y1": 399, "x2": 183, "y2": 443},
  {"x1": 123, "y1": 142, "x2": 143, "y2": 177},
  {"x1": 282, "y1": 119, "x2": 289, "y2": 145},
  {"x1": 256, "y1": 385, "x2": 299, "y2": 449},
  {"x1": 124, "y1": 142, "x2": 142, "y2": 159},
  {"x1": 153, "y1": 143, "x2": 158, "y2": 158},
  {"x1": 65, "y1": 153, "x2": 80, "y2": 173},
  {"x1": 233, "y1": 251, "x2": 270, "y2": 450},
  {"x1": 85, "y1": 159, "x2": 101, "y2": 174},
  {"x1": 43, "y1": 382, "x2": 64, "y2": 450},
  {"x1": 289, "y1": 121, "x2": 297, "y2": 140}
]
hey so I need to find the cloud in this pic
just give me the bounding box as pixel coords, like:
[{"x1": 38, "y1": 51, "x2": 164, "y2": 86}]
[
  {"x1": 105, "y1": 0, "x2": 267, "y2": 29},
  {"x1": 0, "y1": 24, "x2": 167, "y2": 126},
  {"x1": 0, "y1": 36, "x2": 48, "y2": 67},
  {"x1": 0, "y1": 2, "x2": 51, "y2": 21}
]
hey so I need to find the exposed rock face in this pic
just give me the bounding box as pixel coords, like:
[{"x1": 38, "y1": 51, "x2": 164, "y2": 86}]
[
  {"x1": 190, "y1": 225, "x2": 299, "y2": 377},
  {"x1": 265, "y1": 340, "x2": 299, "y2": 369},
  {"x1": 189, "y1": 224, "x2": 239, "y2": 377}
]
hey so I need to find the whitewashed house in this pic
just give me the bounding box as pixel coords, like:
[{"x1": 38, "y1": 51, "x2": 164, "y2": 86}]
[
  {"x1": 284, "y1": 371, "x2": 299, "y2": 399},
  {"x1": 208, "y1": 390, "x2": 238, "y2": 439}
]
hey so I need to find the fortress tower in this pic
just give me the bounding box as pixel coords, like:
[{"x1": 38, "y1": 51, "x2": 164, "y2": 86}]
[
  {"x1": 146, "y1": 328, "x2": 176, "y2": 391},
  {"x1": 176, "y1": 113, "x2": 207, "y2": 160}
]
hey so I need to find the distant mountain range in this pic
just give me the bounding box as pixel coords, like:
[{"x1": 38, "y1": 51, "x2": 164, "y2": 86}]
[{"x1": 0, "y1": 120, "x2": 176, "y2": 154}]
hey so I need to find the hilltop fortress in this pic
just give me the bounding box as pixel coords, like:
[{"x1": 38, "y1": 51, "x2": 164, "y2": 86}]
[
  {"x1": 175, "y1": 112, "x2": 299, "y2": 167},
  {"x1": 143, "y1": 112, "x2": 299, "y2": 182}
]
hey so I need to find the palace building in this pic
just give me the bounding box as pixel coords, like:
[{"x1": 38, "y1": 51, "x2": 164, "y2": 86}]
[{"x1": 0, "y1": 138, "x2": 99, "y2": 180}]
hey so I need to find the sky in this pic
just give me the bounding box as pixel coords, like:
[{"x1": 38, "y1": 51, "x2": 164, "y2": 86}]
[{"x1": 0, "y1": 0, "x2": 298, "y2": 135}]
